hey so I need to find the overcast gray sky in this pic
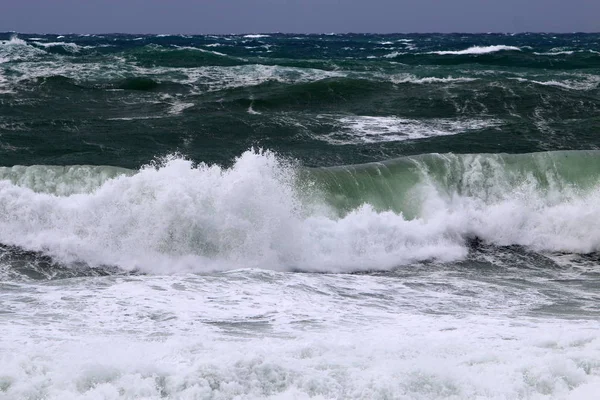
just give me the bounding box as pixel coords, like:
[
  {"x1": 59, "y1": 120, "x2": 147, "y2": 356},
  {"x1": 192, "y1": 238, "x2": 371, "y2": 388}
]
[{"x1": 1, "y1": 0, "x2": 599, "y2": 34}]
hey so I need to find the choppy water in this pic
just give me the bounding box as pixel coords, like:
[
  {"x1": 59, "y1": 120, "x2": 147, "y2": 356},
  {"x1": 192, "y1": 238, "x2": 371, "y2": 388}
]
[{"x1": 1, "y1": 32, "x2": 600, "y2": 399}]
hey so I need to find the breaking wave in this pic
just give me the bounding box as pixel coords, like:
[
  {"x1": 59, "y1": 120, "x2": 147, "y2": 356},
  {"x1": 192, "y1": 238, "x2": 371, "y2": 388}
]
[
  {"x1": 430, "y1": 45, "x2": 522, "y2": 55},
  {"x1": 2, "y1": 150, "x2": 600, "y2": 273}
]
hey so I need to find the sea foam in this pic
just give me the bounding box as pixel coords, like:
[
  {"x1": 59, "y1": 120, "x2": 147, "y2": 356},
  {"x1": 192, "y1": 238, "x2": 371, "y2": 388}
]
[
  {"x1": 431, "y1": 45, "x2": 521, "y2": 55},
  {"x1": 2, "y1": 150, "x2": 600, "y2": 273}
]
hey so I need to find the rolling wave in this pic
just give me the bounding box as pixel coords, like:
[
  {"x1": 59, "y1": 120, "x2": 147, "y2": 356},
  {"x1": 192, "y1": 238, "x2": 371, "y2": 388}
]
[{"x1": 2, "y1": 150, "x2": 600, "y2": 274}]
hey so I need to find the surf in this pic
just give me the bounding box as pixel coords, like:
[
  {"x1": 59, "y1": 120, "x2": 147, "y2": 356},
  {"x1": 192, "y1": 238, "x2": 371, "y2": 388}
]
[{"x1": 1, "y1": 149, "x2": 600, "y2": 274}]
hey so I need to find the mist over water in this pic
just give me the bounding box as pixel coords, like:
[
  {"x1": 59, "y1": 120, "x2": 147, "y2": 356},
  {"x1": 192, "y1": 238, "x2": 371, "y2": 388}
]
[{"x1": 1, "y1": 32, "x2": 600, "y2": 399}]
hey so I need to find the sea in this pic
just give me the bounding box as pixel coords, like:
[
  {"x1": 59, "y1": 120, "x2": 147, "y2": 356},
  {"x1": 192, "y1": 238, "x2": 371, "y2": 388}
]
[{"x1": 1, "y1": 32, "x2": 600, "y2": 399}]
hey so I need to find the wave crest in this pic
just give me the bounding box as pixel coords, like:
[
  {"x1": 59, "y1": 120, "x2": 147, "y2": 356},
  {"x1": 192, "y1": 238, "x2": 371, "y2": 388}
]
[
  {"x1": 430, "y1": 45, "x2": 522, "y2": 55},
  {"x1": 3, "y1": 150, "x2": 600, "y2": 273}
]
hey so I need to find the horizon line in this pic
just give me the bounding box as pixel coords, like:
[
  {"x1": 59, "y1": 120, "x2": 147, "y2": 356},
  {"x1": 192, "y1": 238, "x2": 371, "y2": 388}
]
[{"x1": 3, "y1": 30, "x2": 600, "y2": 36}]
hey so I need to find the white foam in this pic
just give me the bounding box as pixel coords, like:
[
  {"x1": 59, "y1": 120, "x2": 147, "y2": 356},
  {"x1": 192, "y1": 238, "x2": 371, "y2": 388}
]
[
  {"x1": 5, "y1": 59, "x2": 139, "y2": 86},
  {"x1": 0, "y1": 36, "x2": 27, "y2": 47},
  {"x1": 171, "y1": 45, "x2": 228, "y2": 57},
  {"x1": 2, "y1": 151, "x2": 463, "y2": 272},
  {"x1": 243, "y1": 34, "x2": 271, "y2": 39},
  {"x1": 534, "y1": 51, "x2": 575, "y2": 56},
  {"x1": 510, "y1": 76, "x2": 600, "y2": 91},
  {"x1": 0, "y1": 272, "x2": 599, "y2": 399},
  {"x1": 182, "y1": 64, "x2": 345, "y2": 92},
  {"x1": 431, "y1": 45, "x2": 521, "y2": 55},
  {"x1": 5, "y1": 149, "x2": 600, "y2": 274},
  {"x1": 0, "y1": 70, "x2": 11, "y2": 93},
  {"x1": 0, "y1": 35, "x2": 46, "y2": 63},
  {"x1": 390, "y1": 73, "x2": 478, "y2": 84},
  {"x1": 32, "y1": 41, "x2": 82, "y2": 52},
  {"x1": 107, "y1": 116, "x2": 164, "y2": 121},
  {"x1": 1, "y1": 59, "x2": 344, "y2": 95},
  {"x1": 247, "y1": 101, "x2": 261, "y2": 114},
  {"x1": 383, "y1": 51, "x2": 407, "y2": 58},
  {"x1": 167, "y1": 100, "x2": 194, "y2": 115},
  {"x1": 320, "y1": 115, "x2": 497, "y2": 144}
]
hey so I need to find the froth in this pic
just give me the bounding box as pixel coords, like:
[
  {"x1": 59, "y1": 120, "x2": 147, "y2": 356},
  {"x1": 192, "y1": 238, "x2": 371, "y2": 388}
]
[
  {"x1": 319, "y1": 115, "x2": 498, "y2": 144},
  {"x1": 1, "y1": 273, "x2": 599, "y2": 399},
  {"x1": 0, "y1": 35, "x2": 46, "y2": 62},
  {"x1": 0, "y1": 151, "x2": 466, "y2": 272},
  {"x1": 2, "y1": 150, "x2": 600, "y2": 273},
  {"x1": 431, "y1": 45, "x2": 521, "y2": 55}
]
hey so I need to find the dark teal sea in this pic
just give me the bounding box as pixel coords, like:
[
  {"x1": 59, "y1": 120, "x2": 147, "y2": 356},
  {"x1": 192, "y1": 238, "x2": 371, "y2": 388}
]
[{"x1": 1, "y1": 32, "x2": 600, "y2": 400}]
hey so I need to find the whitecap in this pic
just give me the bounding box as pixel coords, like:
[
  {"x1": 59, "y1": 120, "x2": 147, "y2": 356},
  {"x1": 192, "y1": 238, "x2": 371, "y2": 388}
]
[{"x1": 431, "y1": 45, "x2": 521, "y2": 55}]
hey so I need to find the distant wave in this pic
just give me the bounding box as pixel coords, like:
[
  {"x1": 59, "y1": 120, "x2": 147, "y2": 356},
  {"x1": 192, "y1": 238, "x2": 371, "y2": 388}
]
[
  {"x1": 0, "y1": 35, "x2": 46, "y2": 62},
  {"x1": 390, "y1": 74, "x2": 478, "y2": 84},
  {"x1": 431, "y1": 45, "x2": 522, "y2": 55},
  {"x1": 32, "y1": 41, "x2": 82, "y2": 52},
  {"x1": 171, "y1": 45, "x2": 228, "y2": 57},
  {"x1": 533, "y1": 51, "x2": 575, "y2": 56},
  {"x1": 383, "y1": 51, "x2": 407, "y2": 58},
  {"x1": 0, "y1": 36, "x2": 27, "y2": 47},
  {"x1": 319, "y1": 115, "x2": 498, "y2": 145},
  {"x1": 510, "y1": 76, "x2": 600, "y2": 91}
]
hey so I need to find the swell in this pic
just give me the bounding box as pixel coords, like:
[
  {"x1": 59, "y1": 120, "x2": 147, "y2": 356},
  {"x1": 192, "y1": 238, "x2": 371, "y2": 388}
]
[
  {"x1": 126, "y1": 46, "x2": 245, "y2": 68},
  {"x1": 2, "y1": 150, "x2": 600, "y2": 277},
  {"x1": 384, "y1": 51, "x2": 600, "y2": 69},
  {"x1": 4, "y1": 33, "x2": 600, "y2": 71}
]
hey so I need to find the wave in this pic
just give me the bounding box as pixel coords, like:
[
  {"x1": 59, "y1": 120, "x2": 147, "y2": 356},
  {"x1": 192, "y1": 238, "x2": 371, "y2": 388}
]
[
  {"x1": 181, "y1": 64, "x2": 346, "y2": 93},
  {"x1": 509, "y1": 76, "x2": 600, "y2": 91},
  {"x1": 383, "y1": 51, "x2": 407, "y2": 58},
  {"x1": 5, "y1": 59, "x2": 480, "y2": 95},
  {"x1": 2, "y1": 62, "x2": 351, "y2": 94},
  {"x1": 0, "y1": 35, "x2": 46, "y2": 62},
  {"x1": 431, "y1": 45, "x2": 522, "y2": 55},
  {"x1": 390, "y1": 74, "x2": 478, "y2": 84},
  {"x1": 129, "y1": 45, "x2": 244, "y2": 68},
  {"x1": 0, "y1": 36, "x2": 27, "y2": 47},
  {"x1": 32, "y1": 41, "x2": 82, "y2": 53},
  {"x1": 381, "y1": 50, "x2": 600, "y2": 69},
  {"x1": 534, "y1": 51, "x2": 575, "y2": 56},
  {"x1": 171, "y1": 45, "x2": 228, "y2": 57},
  {"x1": 317, "y1": 115, "x2": 499, "y2": 144},
  {"x1": 2, "y1": 150, "x2": 600, "y2": 274}
]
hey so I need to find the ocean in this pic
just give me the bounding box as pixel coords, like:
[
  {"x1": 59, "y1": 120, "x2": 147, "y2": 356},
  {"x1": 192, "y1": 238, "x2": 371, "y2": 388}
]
[{"x1": 1, "y1": 32, "x2": 600, "y2": 399}]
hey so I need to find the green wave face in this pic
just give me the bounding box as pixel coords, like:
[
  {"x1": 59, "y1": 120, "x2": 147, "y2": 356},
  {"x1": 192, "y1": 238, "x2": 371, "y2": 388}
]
[
  {"x1": 2, "y1": 150, "x2": 600, "y2": 273},
  {"x1": 0, "y1": 165, "x2": 135, "y2": 196},
  {"x1": 309, "y1": 150, "x2": 600, "y2": 217},
  {"x1": 4, "y1": 150, "x2": 600, "y2": 215}
]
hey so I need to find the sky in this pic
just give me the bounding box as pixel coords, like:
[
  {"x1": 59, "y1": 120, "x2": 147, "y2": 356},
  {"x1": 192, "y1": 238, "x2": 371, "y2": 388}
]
[{"x1": 1, "y1": 0, "x2": 599, "y2": 34}]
